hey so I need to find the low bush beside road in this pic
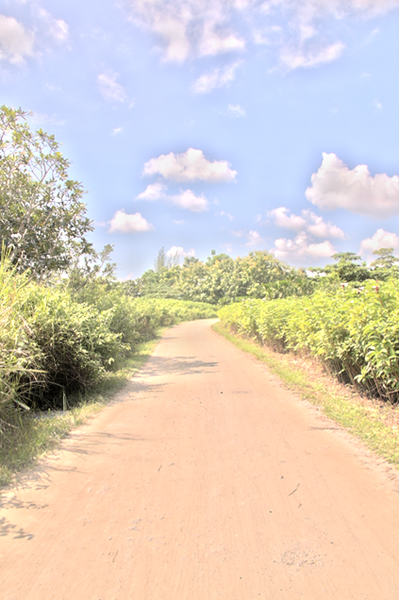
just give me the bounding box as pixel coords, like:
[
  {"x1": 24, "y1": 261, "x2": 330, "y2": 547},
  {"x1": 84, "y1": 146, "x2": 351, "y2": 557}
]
[
  {"x1": 218, "y1": 279, "x2": 399, "y2": 404},
  {"x1": 0, "y1": 259, "x2": 216, "y2": 484}
]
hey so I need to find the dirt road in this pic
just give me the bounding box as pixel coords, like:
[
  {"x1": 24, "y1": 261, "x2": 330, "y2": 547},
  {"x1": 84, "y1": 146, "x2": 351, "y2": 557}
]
[{"x1": 2, "y1": 319, "x2": 399, "y2": 599}]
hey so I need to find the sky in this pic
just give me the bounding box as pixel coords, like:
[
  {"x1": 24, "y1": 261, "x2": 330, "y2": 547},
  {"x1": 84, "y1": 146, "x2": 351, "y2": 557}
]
[{"x1": 1, "y1": 0, "x2": 399, "y2": 279}]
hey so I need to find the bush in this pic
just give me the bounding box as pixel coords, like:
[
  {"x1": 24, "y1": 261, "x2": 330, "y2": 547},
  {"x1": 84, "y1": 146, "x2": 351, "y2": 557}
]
[{"x1": 218, "y1": 280, "x2": 399, "y2": 403}]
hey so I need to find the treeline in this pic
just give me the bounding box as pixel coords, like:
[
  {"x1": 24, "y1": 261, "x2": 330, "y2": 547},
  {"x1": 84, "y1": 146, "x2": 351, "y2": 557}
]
[{"x1": 127, "y1": 248, "x2": 399, "y2": 305}]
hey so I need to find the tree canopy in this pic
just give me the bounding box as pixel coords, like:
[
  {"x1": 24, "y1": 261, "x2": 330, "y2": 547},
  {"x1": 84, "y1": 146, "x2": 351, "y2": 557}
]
[{"x1": 0, "y1": 105, "x2": 93, "y2": 278}]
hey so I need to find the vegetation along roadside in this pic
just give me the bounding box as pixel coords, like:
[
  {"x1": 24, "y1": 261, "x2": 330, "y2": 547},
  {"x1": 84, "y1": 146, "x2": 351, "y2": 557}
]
[{"x1": 213, "y1": 320, "x2": 399, "y2": 467}]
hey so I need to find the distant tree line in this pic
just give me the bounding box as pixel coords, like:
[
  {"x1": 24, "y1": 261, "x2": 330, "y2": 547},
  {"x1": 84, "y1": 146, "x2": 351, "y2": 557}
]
[{"x1": 123, "y1": 247, "x2": 399, "y2": 305}]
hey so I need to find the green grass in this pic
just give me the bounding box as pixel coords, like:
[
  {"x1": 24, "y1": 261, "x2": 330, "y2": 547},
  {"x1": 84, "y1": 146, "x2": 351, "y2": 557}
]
[
  {"x1": 0, "y1": 336, "x2": 160, "y2": 487},
  {"x1": 213, "y1": 322, "x2": 399, "y2": 466}
]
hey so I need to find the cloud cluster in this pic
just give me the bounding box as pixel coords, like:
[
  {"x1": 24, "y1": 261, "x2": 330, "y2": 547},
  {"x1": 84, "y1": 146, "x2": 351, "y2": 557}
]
[
  {"x1": 109, "y1": 210, "x2": 154, "y2": 233},
  {"x1": 268, "y1": 206, "x2": 344, "y2": 263},
  {"x1": 268, "y1": 207, "x2": 344, "y2": 238},
  {"x1": 0, "y1": 9, "x2": 69, "y2": 66},
  {"x1": 273, "y1": 233, "x2": 336, "y2": 263},
  {"x1": 143, "y1": 148, "x2": 237, "y2": 182},
  {"x1": 137, "y1": 184, "x2": 208, "y2": 212},
  {"x1": 123, "y1": 0, "x2": 399, "y2": 72},
  {"x1": 306, "y1": 153, "x2": 399, "y2": 218},
  {"x1": 137, "y1": 148, "x2": 236, "y2": 213},
  {"x1": 360, "y1": 228, "x2": 399, "y2": 257}
]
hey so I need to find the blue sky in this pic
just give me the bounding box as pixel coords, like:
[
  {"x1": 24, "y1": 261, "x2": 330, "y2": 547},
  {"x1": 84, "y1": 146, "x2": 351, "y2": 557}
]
[{"x1": 2, "y1": 0, "x2": 399, "y2": 278}]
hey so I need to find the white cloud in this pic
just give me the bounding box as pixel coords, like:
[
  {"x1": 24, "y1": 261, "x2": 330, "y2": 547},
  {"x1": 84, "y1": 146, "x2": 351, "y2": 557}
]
[
  {"x1": 360, "y1": 229, "x2": 399, "y2": 256},
  {"x1": 0, "y1": 15, "x2": 34, "y2": 65},
  {"x1": 268, "y1": 206, "x2": 344, "y2": 238},
  {"x1": 37, "y1": 9, "x2": 68, "y2": 43},
  {"x1": 245, "y1": 230, "x2": 263, "y2": 246},
  {"x1": 111, "y1": 127, "x2": 123, "y2": 136},
  {"x1": 98, "y1": 72, "x2": 128, "y2": 104},
  {"x1": 226, "y1": 104, "x2": 246, "y2": 118},
  {"x1": 199, "y1": 26, "x2": 245, "y2": 56},
  {"x1": 280, "y1": 41, "x2": 345, "y2": 69},
  {"x1": 220, "y1": 210, "x2": 234, "y2": 220},
  {"x1": 272, "y1": 232, "x2": 336, "y2": 263},
  {"x1": 166, "y1": 246, "x2": 196, "y2": 258},
  {"x1": 192, "y1": 61, "x2": 242, "y2": 94},
  {"x1": 268, "y1": 207, "x2": 307, "y2": 230},
  {"x1": 232, "y1": 229, "x2": 264, "y2": 247},
  {"x1": 137, "y1": 182, "x2": 167, "y2": 200},
  {"x1": 136, "y1": 182, "x2": 209, "y2": 212},
  {"x1": 123, "y1": 0, "x2": 399, "y2": 71},
  {"x1": 143, "y1": 148, "x2": 237, "y2": 182},
  {"x1": 152, "y1": 16, "x2": 191, "y2": 62},
  {"x1": 306, "y1": 153, "x2": 399, "y2": 218},
  {"x1": 108, "y1": 210, "x2": 154, "y2": 233},
  {"x1": 169, "y1": 189, "x2": 209, "y2": 212}
]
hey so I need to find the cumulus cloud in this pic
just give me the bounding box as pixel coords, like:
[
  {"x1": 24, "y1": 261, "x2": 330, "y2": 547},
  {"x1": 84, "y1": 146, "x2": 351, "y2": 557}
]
[
  {"x1": 169, "y1": 190, "x2": 209, "y2": 212},
  {"x1": 137, "y1": 182, "x2": 167, "y2": 200},
  {"x1": 143, "y1": 148, "x2": 237, "y2": 182},
  {"x1": 306, "y1": 153, "x2": 399, "y2": 218},
  {"x1": 108, "y1": 210, "x2": 154, "y2": 233},
  {"x1": 98, "y1": 72, "x2": 129, "y2": 104},
  {"x1": 136, "y1": 183, "x2": 209, "y2": 212},
  {"x1": 0, "y1": 15, "x2": 34, "y2": 65},
  {"x1": 192, "y1": 61, "x2": 242, "y2": 94},
  {"x1": 360, "y1": 229, "x2": 399, "y2": 256},
  {"x1": 268, "y1": 207, "x2": 344, "y2": 238},
  {"x1": 272, "y1": 232, "x2": 336, "y2": 263},
  {"x1": 166, "y1": 246, "x2": 196, "y2": 259}
]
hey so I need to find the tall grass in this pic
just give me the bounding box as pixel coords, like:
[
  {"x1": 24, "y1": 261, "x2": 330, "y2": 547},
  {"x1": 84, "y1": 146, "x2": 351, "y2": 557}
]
[{"x1": 0, "y1": 260, "x2": 217, "y2": 447}]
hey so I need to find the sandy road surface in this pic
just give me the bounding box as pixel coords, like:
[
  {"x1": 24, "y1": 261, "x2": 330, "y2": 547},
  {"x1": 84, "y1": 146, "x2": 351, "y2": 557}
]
[{"x1": 2, "y1": 319, "x2": 399, "y2": 599}]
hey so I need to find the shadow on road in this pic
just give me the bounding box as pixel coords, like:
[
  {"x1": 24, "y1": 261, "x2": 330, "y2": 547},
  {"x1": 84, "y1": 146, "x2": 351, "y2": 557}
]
[{"x1": 143, "y1": 355, "x2": 219, "y2": 377}]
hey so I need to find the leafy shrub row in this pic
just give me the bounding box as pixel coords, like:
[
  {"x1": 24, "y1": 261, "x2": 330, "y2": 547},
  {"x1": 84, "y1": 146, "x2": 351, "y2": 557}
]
[
  {"x1": 218, "y1": 280, "x2": 399, "y2": 403},
  {"x1": 0, "y1": 261, "x2": 217, "y2": 428}
]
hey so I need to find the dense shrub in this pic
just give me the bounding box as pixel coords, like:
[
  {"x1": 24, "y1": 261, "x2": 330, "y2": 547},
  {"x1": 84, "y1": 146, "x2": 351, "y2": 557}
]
[
  {"x1": 219, "y1": 280, "x2": 399, "y2": 403},
  {"x1": 0, "y1": 264, "x2": 217, "y2": 425}
]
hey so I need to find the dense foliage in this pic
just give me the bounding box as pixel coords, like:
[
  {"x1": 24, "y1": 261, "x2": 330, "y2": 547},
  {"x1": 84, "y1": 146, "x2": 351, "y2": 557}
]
[
  {"x1": 219, "y1": 279, "x2": 399, "y2": 403},
  {"x1": 0, "y1": 259, "x2": 216, "y2": 433},
  {"x1": 129, "y1": 250, "x2": 316, "y2": 304},
  {"x1": 0, "y1": 106, "x2": 93, "y2": 278}
]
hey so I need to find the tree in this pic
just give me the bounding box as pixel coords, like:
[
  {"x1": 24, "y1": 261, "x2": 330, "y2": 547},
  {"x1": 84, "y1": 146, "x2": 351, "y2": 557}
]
[
  {"x1": 0, "y1": 105, "x2": 93, "y2": 278},
  {"x1": 327, "y1": 252, "x2": 370, "y2": 282},
  {"x1": 370, "y1": 248, "x2": 399, "y2": 279},
  {"x1": 154, "y1": 247, "x2": 167, "y2": 272}
]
